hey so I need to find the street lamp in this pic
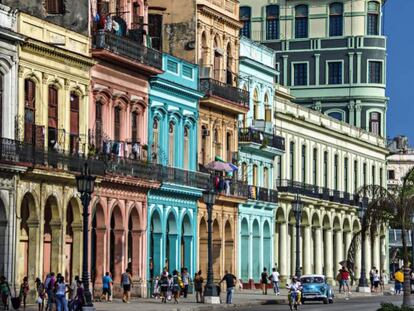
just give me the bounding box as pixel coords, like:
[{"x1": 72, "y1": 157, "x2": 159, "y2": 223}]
[
  {"x1": 357, "y1": 199, "x2": 369, "y2": 291},
  {"x1": 292, "y1": 193, "x2": 303, "y2": 278},
  {"x1": 202, "y1": 189, "x2": 218, "y2": 303},
  {"x1": 76, "y1": 163, "x2": 96, "y2": 308}
]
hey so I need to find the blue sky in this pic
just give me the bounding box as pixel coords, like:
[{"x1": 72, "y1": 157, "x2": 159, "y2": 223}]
[{"x1": 385, "y1": 0, "x2": 414, "y2": 143}]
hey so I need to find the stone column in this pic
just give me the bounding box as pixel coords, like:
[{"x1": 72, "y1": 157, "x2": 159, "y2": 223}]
[
  {"x1": 279, "y1": 222, "x2": 288, "y2": 283},
  {"x1": 344, "y1": 231, "x2": 353, "y2": 261},
  {"x1": 335, "y1": 229, "x2": 343, "y2": 272},
  {"x1": 183, "y1": 235, "x2": 193, "y2": 275},
  {"x1": 27, "y1": 221, "x2": 40, "y2": 290},
  {"x1": 355, "y1": 234, "x2": 362, "y2": 283},
  {"x1": 113, "y1": 229, "x2": 124, "y2": 283},
  {"x1": 303, "y1": 225, "x2": 312, "y2": 274},
  {"x1": 131, "y1": 229, "x2": 141, "y2": 278},
  {"x1": 373, "y1": 234, "x2": 381, "y2": 271},
  {"x1": 152, "y1": 233, "x2": 163, "y2": 277},
  {"x1": 364, "y1": 233, "x2": 372, "y2": 280},
  {"x1": 168, "y1": 234, "x2": 178, "y2": 272},
  {"x1": 380, "y1": 235, "x2": 388, "y2": 283},
  {"x1": 248, "y1": 228, "x2": 253, "y2": 281},
  {"x1": 314, "y1": 227, "x2": 323, "y2": 275},
  {"x1": 71, "y1": 223, "x2": 83, "y2": 278},
  {"x1": 324, "y1": 229, "x2": 334, "y2": 283},
  {"x1": 50, "y1": 221, "x2": 62, "y2": 274},
  {"x1": 290, "y1": 226, "x2": 296, "y2": 277}
]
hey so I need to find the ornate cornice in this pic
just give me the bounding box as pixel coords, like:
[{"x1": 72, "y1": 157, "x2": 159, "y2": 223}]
[{"x1": 198, "y1": 5, "x2": 242, "y2": 30}]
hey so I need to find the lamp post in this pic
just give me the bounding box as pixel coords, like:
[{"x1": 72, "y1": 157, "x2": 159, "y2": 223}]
[
  {"x1": 292, "y1": 193, "x2": 303, "y2": 278},
  {"x1": 357, "y1": 199, "x2": 369, "y2": 291},
  {"x1": 76, "y1": 163, "x2": 96, "y2": 308},
  {"x1": 202, "y1": 189, "x2": 219, "y2": 303}
]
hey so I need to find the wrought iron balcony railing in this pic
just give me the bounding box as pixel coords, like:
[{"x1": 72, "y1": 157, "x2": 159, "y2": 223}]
[
  {"x1": 248, "y1": 185, "x2": 278, "y2": 203},
  {"x1": 92, "y1": 30, "x2": 162, "y2": 70},
  {"x1": 199, "y1": 78, "x2": 249, "y2": 108},
  {"x1": 239, "y1": 127, "x2": 285, "y2": 151},
  {"x1": 275, "y1": 179, "x2": 362, "y2": 206}
]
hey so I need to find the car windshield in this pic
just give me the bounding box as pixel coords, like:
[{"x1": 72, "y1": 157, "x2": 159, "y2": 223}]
[{"x1": 301, "y1": 277, "x2": 325, "y2": 284}]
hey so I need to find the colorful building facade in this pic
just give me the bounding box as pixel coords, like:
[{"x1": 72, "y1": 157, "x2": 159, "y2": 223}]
[
  {"x1": 147, "y1": 54, "x2": 205, "y2": 284},
  {"x1": 237, "y1": 37, "x2": 285, "y2": 286},
  {"x1": 88, "y1": 0, "x2": 163, "y2": 297}
]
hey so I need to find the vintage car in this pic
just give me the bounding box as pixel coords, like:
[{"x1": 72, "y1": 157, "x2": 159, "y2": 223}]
[{"x1": 300, "y1": 274, "x2": 334, "y2": 304}]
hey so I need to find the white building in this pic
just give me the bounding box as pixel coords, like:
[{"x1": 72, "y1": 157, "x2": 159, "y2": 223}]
[
  {"x1": 387, "y1": 136, "x2": 414, "y2": 187},
  {"x1": 0, "y1": 3, "x2": 25, "y2": 284},
  {"x1": 273, "y1": 85, "x2": 388, "y2": 284}
]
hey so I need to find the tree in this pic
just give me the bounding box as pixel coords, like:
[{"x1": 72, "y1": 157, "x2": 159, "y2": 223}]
[{"x1": 347, "y1": 167, "x2": 414, "y2": 307}]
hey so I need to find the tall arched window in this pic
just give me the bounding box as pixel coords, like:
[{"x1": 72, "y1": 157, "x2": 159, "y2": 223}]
[
  {"x1": 323, "y1": 151, "x2": 328, "y2": 188},
  {"x1": 266, "y1": 5, "x2": 279, "y2": 40},
  {"x1": 344, "y1": 157, "x2": 349, "y2": 192},
  {"x1": 95, "y1": 101, "x2": 103, "y2": 152},
  {"x1": 312, "y1": 148, "x2": 317, "y2": 186},
  {"x1": 301, "y1": 145, "x2": 306, "y2": 183},
  {"x1": 253, "y1": 89, "x2": 259, "y2": 121},
  {"x1": 289, "y1": 141, "x2": 295, "y2": 180},
  {"x1": 45, "y1": 0, "x2": 64, "y2": 14},
  {"x1": 334, "y1": 154, "x2": 339, "y2": 191},
  {"x1": 24, "y1": 79, "x2": 36, "y2": 144},
  {"x1": 213, "y1": 36, "x2": 221, "y2": 81},
  {"x1": 354, "y1": 160, "x2": 358, "y2": 192},
  {"x1": 263, "y1": 167, "x2": 269, "y2": 188},
  {"x1": 131, "y1": 111, "x2": 139, "y2": 142},
  {"x1": 214, "y1": 128, "x2": 221, "y2": 157},
  {"x1": 295, "y1": 5, "x2": 308, "y2": 39},
  {"x1": 253, "y1": 164, "x2": 258, "y2": 186},
  {"x1": 329, "y1": 3, "x2": 343, "y2": 37},
  {"x1": 240, "y1": 6, "x2": 251, "y2": 38},
  {"x1": 226, "y1": 44, "x2": 233, "y2": 85},
  {"x1": 183, "y1": 126, "x2": 190, "y2": 170},
  {"x1": 241, "y1": 162, "x2": 247, "y2": 182},
  {"x1": 48, "y1": 85, "x2": 58, "y2": 148},
  {"x1": 264, "y1": 94, "x2": 271, "y2": 122},
  {"x1": 201, "y1": 32, "x2": 208, "y2": 68},
  {"x1": 168, "y1": 121, "x2": 175, "y2": 166},
  {"x1": 114, "y1": 106, "x2": 121, "y2": 141},
  {"x1": 369, "y1": 112, "x2": 381, "y2": 136},
  {"x1": 201, "y1": 125, "x2": 207, "y2": 165},
  {"x1": 367, "y1": 1, "x2": 380, "y2": 35},
  {"x1": 69, "y1": 93, "x2": 79, "y2": 153},
  {"x1": 226, "y1": 132, "x2": 232, "y2": 162},
  {"x1": 152, "y1": 118, "x2": 159, "y2": 162}
]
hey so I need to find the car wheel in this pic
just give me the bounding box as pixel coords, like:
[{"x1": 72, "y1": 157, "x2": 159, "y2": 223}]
[{"x1": 323, "y1": 298, "x2": 328, "y2": 304}]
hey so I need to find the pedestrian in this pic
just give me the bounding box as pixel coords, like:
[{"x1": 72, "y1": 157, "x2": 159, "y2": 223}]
[
  {"x1": 54, "y1": 276, "x2": 69, "y2": 311},
  {"x1": 35, "y1": 278, "x2": 45, "y2": 311},
  {"x1": 394, "y1": 268, "x2": 404, "y2": 295},
  {"x1": 270, "y1": 268, "x2": 280, "y2": 295},
  {"x1": 160, "y1": 274, "x2": 169, "y2": 303},
  {"x1": 172, "y1": 270, "x2": 181, "y2": 304},
  {"x1": 0, "y1": 276, "x2": 10, "y2": 310},
  {"x1": 100, "y1": 272, "x2": 112, "y2": 302},
  {"x1": 373, "y1": 270, "x2": 380, "y2": 293},
  {"x1": 369, "y1": 266, "x2": 376, "y2": 292},
  {"x1": 45, "y1": 272, "x2": 56, "y2": 311},
  {"x1": 219, "y1": 270, "x2": 237, "y2": 304},
  {"x1": 74, "y1": 280, "x2": 84, "y2": 310},
  {"x1": 340, "y1": 267, "x2": 350, "y2": 294},
  {"x1": 69, "y1": 276, "x2": 80, "y2": 302},
  {"x1": 152, "y1": 276, "x2": 160, "y2": 299},
  {"x1": 381, "y1": 269, "x2": 388, "y2": 291},
  {"x1": 194, "y1": 271, "x2": 204, "y2": 303},
  {"x1": 20, "y1": 276, "x2": 29, "y2": 309},
  {"x1": 261, "y1": 268, "x2": 268, "y2": 295},
  {"x1": 181, "y1": 268, "x2": 190, "y2": 298},
  {"x1": 121, "y1": 269, "x2": 132, "y2": 303}
]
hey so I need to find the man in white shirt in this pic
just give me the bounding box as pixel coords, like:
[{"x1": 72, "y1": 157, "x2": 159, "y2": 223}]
[{"x1": 270, "y1": 268, "x2": 280, "y2": 295}]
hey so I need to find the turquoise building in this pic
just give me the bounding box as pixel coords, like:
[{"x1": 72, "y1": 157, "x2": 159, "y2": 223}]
[
  {"x1": 237, "y1": 37, "x2": 285, "y2": 285},
  {"x1": 147, "y1": 54, "x2": 206, "y2": 284}
]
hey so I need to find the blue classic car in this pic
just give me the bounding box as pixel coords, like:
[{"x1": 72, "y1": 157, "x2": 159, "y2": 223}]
[{"x1": 300, "y1": 274, "x2": 334, "y2": 304}]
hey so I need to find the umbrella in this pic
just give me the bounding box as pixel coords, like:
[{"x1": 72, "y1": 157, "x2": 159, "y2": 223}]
[
  {"x1": 229, "y1": 162, "x2": 238, "y2": 171},
  {"x1": 205, "y1": 161, "x2": 234, "y2": 172}
]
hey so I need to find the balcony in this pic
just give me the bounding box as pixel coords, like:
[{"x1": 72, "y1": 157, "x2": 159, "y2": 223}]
[
  {"x1": 239, "y1": 127, "x2": 285, "y2": 156},
  {"x1": 92, "y1": 30, "x2": 163, "y2": 75},
  {"x1": 276, "y1": 179, "x2": 362, "y2": 206},
  {"x1": 199, "y1": 78, "x2": 250, "y2": 113},
  {"x1": 248, "y1": 185, "x2": 278, "y2": 204}
]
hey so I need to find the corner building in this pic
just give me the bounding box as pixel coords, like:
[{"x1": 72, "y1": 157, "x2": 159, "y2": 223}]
[
  {"x1": 147, "y1": 0, "x2": 250, "y2": 280},
  {"x1": 239, "y1": 0, "x2": 387, "y2": 137},
  {"x1": 274, "y1": 86, "x2": 388, "y2": 284}
]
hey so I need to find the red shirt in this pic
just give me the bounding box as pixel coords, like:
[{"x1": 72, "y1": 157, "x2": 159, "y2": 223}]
[{"x1": 341, "y1": 270, "x2": 350, "y2": 280}]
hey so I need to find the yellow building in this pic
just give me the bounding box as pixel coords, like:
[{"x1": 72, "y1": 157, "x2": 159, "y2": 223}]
[
  {"x1": 14, "y1": 12, "x2": 95, "y2": 290},
  {"x1": 147, "y1": 0, "x2": 249, "y2": 281}
]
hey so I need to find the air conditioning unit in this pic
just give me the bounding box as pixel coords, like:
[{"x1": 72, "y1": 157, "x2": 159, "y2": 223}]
[
  {"x1": 200, "y1": 67, "x2": 211, "y2": 79},
  {"x1": 202, "y1": 128, "x2": 210, "y2": 137}
]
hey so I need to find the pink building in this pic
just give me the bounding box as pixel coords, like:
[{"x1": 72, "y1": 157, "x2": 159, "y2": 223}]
[{"x1": 89, "y1": 0, "x2": 163, "y2": 297}]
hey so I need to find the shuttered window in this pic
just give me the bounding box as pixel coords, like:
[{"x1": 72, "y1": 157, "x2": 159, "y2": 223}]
[
  {"x1": 48, "y1": 86, "x2": 58, "y2": 147},
  {"x1": 24, "y1": 79, "x2": 36, "y2": 143},
  {"x1": 131, "y1": 111, "x2": 138, "y2": 142},
  {"x1": 95, "y1": 102, "x2": 103, "y2": 151},
  {"x1": 70, "y1": 93, "x2": 80, "y2": 153},
  {"x1": 114, "y1": 106, "x2": 121, "y2": 141},
  {"x1": 45, "y1": 0, "x2": 64, "y2": 14}
]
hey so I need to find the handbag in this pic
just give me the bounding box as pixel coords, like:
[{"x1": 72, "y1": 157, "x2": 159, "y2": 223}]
[{"x1": 36, "y1": 297, "x2": 43, "y2": 304}]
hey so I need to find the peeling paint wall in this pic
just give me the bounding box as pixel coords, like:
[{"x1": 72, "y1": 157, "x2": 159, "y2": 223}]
[{"x1": 2, "y1": 0, "x2": 88, "y2": 35}]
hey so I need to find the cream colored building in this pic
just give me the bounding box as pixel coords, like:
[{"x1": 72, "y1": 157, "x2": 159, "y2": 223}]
[{"x1": 273, "y1": 85, "x2": 388, "y2": 283}]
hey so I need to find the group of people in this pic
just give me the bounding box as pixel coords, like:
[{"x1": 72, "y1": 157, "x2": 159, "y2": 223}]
[
  {"x1": 260, "y1": 268, "x2": 281, "y2": 295},
  {"x1": 152, "y1": 267, "x2": 194, "y2": 304}
]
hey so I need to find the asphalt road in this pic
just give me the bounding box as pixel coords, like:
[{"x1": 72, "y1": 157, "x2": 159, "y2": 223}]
[{"x1": 234, "y1": 296, "x2": 403, "y2": 311}]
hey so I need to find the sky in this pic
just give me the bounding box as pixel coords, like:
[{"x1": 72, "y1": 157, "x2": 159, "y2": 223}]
[{"x1": 385, "y1": 0, "x2": 414, "y2": 143}]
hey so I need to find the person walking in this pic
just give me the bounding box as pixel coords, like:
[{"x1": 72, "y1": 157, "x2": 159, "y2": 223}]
[
  {"x1": 35, "y1": 278, "x2": 45, "y2": 311},
  {"x1": 69, "y1": 276, "x2": 80, "y2": 302},
  {"x1": 0, "y1": 276, "x2": 10, "y2": 310},
  {"x1": 373, "y1": 270, "x2": 380, "y2": 293},
  {"x1": 369, "y1": 266, "x2": 376, "y2": 292},
  {"x1": 181, "y1": 268, "x2": 190, "y2": 298},
  {"x1": 194, "y1": 271, "x2": 204, "y2": 303},
  {"x1": 270, "y1": 268, "x2": 280, "y2": 295},
  {"x1": 20, "y1": 276, "x2": 29, "y2": 309},
  {"x1": 394, "y1": 268, "x2": 404, "y2": 295},
  {"x1": 219, "y1": 271, "x2": 237, "y2": 304},
  {"x1": 74, "y1": 280, "x2": 84, "y2": 311},
  {"x1": 100, "y1": 272, "x2": 113, "y2": 302},
  {"x1": 45, "y1": 273, "x2": 56, "y2": 311},
  {"x1": 171, "y1": 270, "x2": 181, "y2": 304},
  {"x1": 121, "y1": 269, "x2": 132, "y2": 303},
  {"x1": 159, "y1": 274, "x2": 169, "y2": 303},
  {"x1": 54, "y1": 276, "x2": 69, "y2": 311},
  {"x1": 261, "y1": 268, "x2": 268, "y2": 295}
]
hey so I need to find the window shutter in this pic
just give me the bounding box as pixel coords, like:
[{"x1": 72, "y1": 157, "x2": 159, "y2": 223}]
[
  {"x1": 48, "y1": 86, "x2": 58, "y2": 128},
  {"x1": 70, "y1": 94, "x2": 79, "y2": 134}
]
